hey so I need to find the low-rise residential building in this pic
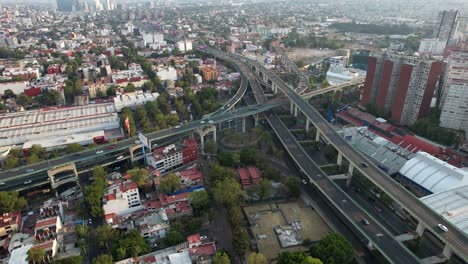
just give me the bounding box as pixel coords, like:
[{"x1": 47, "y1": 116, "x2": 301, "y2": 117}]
[
  {"x1": 177, "y1": 168, "x2": 203, "y2": 188},
  {"x1": 39, "y1": 199, "x2": 66, "y2": 220},
  {"x1": 30, "y1": 239, "x2": 59, "y2": 261},
  {"x1": 148, "y1": 139, "x2": 198, "y2": 173},
  {"x1": 111, "y1": 63, "x2": 148, "y2": 87},
  {"x1": 156, "y1": 66, "x2": 178, "y2": 82},
  {"x1": 34, "y1": 217, "x2": 62, "y2": 242},
  {"x1": 136, "y1": 209, "x2": 170, "y2": 248},
  {"x1": 86, "y1": 81, "x2": 108, "y2": 98},
  {"x1": 115, "y1": 233, "x2": 215, "y2": 264},
  {"x1": 2, "y1": 67, "x2": 40, "y2": 81},
  {"x1": 144, "y1": 192, "x2": 194, "y2": 220},
  {"x1": 0, "y1": 211, "x2": 22, "y2": 239},
  {"x1": 103, "y1": 180, "x2": 143, "y2": 224}
]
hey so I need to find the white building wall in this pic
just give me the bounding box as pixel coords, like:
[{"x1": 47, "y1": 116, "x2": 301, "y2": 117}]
[
  {"x1": 156, "y1": 67, "x2": 177, "y2": 81},
  {"x1": 418, "y1": 39, "x2": 447, "y2": 55},
  {"x1": 440, "y1": 51, "x2": 468, "y2": 135}
]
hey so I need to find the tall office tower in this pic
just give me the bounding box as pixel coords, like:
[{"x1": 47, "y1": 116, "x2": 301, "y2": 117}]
[
  {"x1": 439, "y1": 42, "x2": 468, "y2": 135},
  {"x1": 56, "y1": 0, "x2": 80, "y2": 12},
  {"x1": 361, "y1": 51, "x2": 443, "y2": 126},
  {"x1": 56, "y1": 0, "x2": 74, "y2": 11},
  {"x1": 435, "y1": 10, "x2": 459, "y2": 45}
]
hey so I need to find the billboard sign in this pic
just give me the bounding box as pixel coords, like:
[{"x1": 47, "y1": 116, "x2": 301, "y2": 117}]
[{"x1": 138, "y1": 132, "x2": 150, "y2": 148}]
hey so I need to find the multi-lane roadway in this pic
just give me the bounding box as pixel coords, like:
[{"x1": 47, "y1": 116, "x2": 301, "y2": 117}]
[
  {"x1": 0, "y1": 102, "x2": 284, "y2": 190},
  {"x1": 241, "y1": 55, "x2": 468, "y2": 261},
  {"x1": 237, "y1": 56, "x2": 422, "y2": 263}
]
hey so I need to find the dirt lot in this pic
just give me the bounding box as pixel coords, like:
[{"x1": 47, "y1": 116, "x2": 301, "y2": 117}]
[
  {"x1": 244, "y1": 200, "x2": 331, "y2": 260},
  {"x1": 287, "y1": 48, "x2": 336, "y2": 63}
]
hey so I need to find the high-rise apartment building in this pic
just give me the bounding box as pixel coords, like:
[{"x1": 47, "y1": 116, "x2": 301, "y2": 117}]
[
  {"x1": 361, "y1": 51, "x2": 443, "y2": 125},
  {"x1": 439, "y1": 44, "x2": 468, "y2": 135},
  {"x1": 56, "y1": 0, "x2": 79, "y2": 12},
  {"x1": 435, "y1": 10, "x2": 459, "y2": 45}
]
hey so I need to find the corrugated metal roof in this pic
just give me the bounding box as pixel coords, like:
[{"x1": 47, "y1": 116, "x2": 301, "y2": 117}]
[
  {"x1": 420, "y1": 185, "x2": 468, "y2": 235},
  {"x1": 399, "y1": 152, "x2": 468, "y2": 194}
]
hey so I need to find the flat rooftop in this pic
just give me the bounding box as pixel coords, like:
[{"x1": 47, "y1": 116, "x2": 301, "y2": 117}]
[{"x1": 0, "y1": 103, "x2": 119, "y2": 146}]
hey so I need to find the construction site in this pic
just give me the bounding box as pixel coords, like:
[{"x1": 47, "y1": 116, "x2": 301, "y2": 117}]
[{"x1": 243, "y1": 200, "x2": 331, "y2": 260}]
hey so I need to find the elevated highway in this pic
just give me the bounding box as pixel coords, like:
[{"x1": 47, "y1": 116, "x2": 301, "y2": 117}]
[
  {"x1": 235, "y1": 52, "x2": 468, "y2": 262},
  {"x1": 236, "y1": 55, "x2": 422, "y2": 264}
]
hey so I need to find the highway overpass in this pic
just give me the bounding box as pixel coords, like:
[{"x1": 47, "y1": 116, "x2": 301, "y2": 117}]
[
  {"x1": 231, "y1": 53, "x2": 422, "y2": 264},
  {"x1": 234, "y1": 52, "x2": 468, "y2": 262}
]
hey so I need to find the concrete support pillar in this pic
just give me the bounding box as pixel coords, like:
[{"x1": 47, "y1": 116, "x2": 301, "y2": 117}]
[
  {"x1": 290, "y1": 102, "x2": 294, "y2": 114},
  {"x1": 315, "y1": 129, "x2": 320, "y2": 141},
  {"x1": 254, "y1": 114, "x2": 259, "y2": 127},
  {"x1": 200, "y1": 134, "x2": 205, "y2": 154},
  {"x1": 213, "y1": 126, "x2": 217, "y2": 142},
  {"x1": 294, "y1": 105, "x2": 298, "y2": 117},
  {"x1": 48, "y1": 174, "x2": 55, "y2": 188},
  {"x1": 337, "y1": 152, "x2": 343, "y2": 166},
  {"x1": 305, "y1": 118, "x2": 310, "y2": 132},
  {"x1": 346, "y1": 172, "x2": 353, "y2": 188},
  {"x1": 416, "y1": 221, "x2": 425, "y2": 237},
  {"x1": 242, "y1": 117, "x2": 246, "y2": 133},
  {"x1": 348, "y1": 163, "x2": 354, "y2": 174},
  {"x1": 442, "y1": 244, "x2": 452, "y2": 259}
]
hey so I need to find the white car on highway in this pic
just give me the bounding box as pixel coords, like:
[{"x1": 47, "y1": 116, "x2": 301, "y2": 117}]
[
  {"x1": 438, "y1": 224, "x2": 448, "y2": 232},
  {"x1": 96, "y1": 150, "x2": 103, "y2": 154}
]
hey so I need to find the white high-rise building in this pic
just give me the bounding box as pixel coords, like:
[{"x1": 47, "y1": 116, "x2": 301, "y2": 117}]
[
  {"x1": 418, "y1": 39, "x2": 447, "y2": 55},
  {"x1": 439, "y1": 49, "x2": 468, "y2": 136},
  {"x1": 176, "y1": 40, "x2": 192, "y2": 53}
]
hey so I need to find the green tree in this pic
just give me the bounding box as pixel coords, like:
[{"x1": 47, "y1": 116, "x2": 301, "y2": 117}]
[
  {"x1": 66, "y1": 143, "x2": 84, "y2": 153},
  {"x1": 213, "y1": 251, "x2": 230, "y2": 264},
  {"x1": 53, "y1": 256, "x2": 83, "y2": 264},
  {"x1": 302, "y1": 257, "x2": 323, "y2": 264},
  {"x1": 4, "y1": 155, "x2": 20, "y2": 169},
  {"x1": 250, "y1": 179, "x2": 272, "y2": 200},
  {"x1": 0, "y1": 191, "x2": 26, "y2": 214},
  {"x1": 28, "y1": 248, "x2": 45, "y2": 264},
  {"x1": 30, "y1": 144, "x2": 45, "y2": 158},
  {"x1": 127, "y1": 168, "x2": 147, "y2": 188},
  {"x1": 124, "y1": 83, "x2": 136, "y2": 93},
  {"x1": 75, "y1": 225, "x2": 89, "y2": 239},
  {"x1": 96, "y1": 224, "x2": 118, "y2": 248},
  {"x1": 248, "y1": 252, "x2": 268, "y2": 264},
  {"x1": 204, "y1": 140, "x2": 218, "y2": 154},
  {"x1": 16, "y1": 94, "x2": 32, "y2": 107},
  {"x1": 240, "y1": 148, "x2": 256, "y2": 165},
  {"x1": 163, "y1": 230, "x2": 185, "y2": 246},
  {"x1": 189, "y1": 189, "x2": 210, "y2": 214},
  {"x1": 159, "y1": 173, "x2": 180, "y2": 194},
  {"x1": 27, "y1": 154, "x2": 41, "y2": 164},
  {"x1": 213, "y1": 177, "x2": 243, "y2": 208},
  {"x1": 112, "y1": 230, "x2": 150, "y2": 260},
  {"x1": 106, "y1": 86, "x2": 116, "y2": 97},
  {"x1": 3, "y1": 89, "x2": 16, "y2": 99},
  {"x1": 227, "y1": 206, "x2": 243, "y2": 227},
  {"x1": 286, "y1": 177, "x2": 301, "y2": 198},
  {"x1": 93, "y1": 254, "x2": 113, "y2": 264},
  {"x1": 0, "y1": 103, "x2": 7, "y2": 111},
  {"x1": 232, "y1": 226, "x2": 249, "y2": 256},
  {"x1": 277, "y1": 251, "x2": 309, "y2": 264},
  {"x1": 310, "y1": 233, "x2": 354, "y2": 264},
  {"x1": 84, "y1": 166, "x2": 108, "y2": 217},
  {"x1": 208, "y1": 164, "x2": 237, "y2": 183}
]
